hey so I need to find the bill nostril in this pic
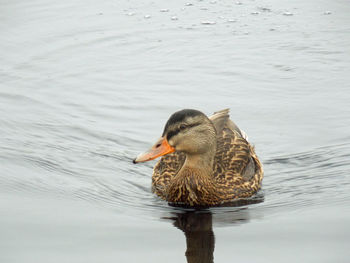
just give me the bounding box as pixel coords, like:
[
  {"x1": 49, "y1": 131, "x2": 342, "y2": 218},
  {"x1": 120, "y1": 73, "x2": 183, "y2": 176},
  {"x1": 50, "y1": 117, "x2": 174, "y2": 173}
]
[{"x1": 156, "y1": 143, "x2": 161, "y2": 148}]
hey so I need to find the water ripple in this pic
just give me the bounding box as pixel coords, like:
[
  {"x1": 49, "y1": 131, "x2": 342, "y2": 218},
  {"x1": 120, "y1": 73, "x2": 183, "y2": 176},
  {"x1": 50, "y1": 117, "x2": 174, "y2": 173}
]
[{"x1": 263, "y1": 142, "x2": 350, "y2": 212}]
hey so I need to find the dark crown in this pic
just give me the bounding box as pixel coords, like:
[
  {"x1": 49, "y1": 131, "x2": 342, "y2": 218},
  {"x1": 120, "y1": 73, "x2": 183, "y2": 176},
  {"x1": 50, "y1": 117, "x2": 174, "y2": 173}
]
[{"x1": 162, "y1": 109, "x2": 204, "y2": 136}]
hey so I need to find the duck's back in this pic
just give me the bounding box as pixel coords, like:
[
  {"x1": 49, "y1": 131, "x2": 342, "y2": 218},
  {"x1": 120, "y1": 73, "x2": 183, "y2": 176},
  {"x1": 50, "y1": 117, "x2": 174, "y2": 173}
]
[
  {"x1": 152, "y1": 109, "x2": 263, "y2": 200},
  {"x1": 213, "y1": 125, "x2": 263, "y2": 198}
]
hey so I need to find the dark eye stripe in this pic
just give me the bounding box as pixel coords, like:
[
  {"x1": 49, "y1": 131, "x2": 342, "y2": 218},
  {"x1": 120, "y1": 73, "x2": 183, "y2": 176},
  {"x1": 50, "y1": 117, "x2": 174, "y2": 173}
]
[
  {"x1": 166, "y1": 122, "x2": 200, "y2": 141},
  {"x1": 166, "y1": 129, "x2": 180, "y2": 141}
]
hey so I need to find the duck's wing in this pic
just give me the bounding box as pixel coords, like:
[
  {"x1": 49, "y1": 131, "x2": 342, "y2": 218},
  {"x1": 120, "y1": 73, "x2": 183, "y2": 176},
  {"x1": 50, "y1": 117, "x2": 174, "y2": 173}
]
[
  {"x1": 210, "y1": 109, "x2": 260, "y2": 187},
  {"x1": 152, "y1": 151, "x2": 186, "y2": 198}
]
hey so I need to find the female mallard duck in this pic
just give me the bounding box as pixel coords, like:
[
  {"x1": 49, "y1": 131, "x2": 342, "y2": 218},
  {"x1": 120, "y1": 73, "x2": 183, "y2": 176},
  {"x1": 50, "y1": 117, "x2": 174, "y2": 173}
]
[{"x1": 133, "y1": 109, "x2": 263, "y2": 207}]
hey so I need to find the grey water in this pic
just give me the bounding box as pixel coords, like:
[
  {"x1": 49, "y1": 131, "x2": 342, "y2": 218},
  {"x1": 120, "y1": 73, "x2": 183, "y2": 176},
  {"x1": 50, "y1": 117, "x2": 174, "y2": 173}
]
[{"x1": 1, "y1": 0, "x2": 350, "y2": 262}]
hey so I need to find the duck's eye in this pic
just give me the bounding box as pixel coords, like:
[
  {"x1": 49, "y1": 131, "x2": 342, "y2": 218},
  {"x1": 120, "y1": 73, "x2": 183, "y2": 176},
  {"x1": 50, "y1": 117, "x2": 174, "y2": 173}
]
[{"x1": 179, "y1": 124, "x2": 187, "y2": 130}]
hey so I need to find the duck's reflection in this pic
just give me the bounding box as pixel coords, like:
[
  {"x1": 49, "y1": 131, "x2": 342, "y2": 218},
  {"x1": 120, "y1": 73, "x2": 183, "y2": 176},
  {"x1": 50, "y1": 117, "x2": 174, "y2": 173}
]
[
  {"x1": 173, "y1": 211, "x2": 215, "y2": 263},
  {"x1": 165, "y1": 198, "x2": 263, "y2": 263}
]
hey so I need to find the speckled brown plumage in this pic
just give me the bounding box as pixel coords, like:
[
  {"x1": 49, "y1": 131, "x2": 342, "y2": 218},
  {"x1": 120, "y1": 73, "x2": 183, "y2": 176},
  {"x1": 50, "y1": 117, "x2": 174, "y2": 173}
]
[{"x1": 152, "y1": 110, "x2": 263, "y2": 207}]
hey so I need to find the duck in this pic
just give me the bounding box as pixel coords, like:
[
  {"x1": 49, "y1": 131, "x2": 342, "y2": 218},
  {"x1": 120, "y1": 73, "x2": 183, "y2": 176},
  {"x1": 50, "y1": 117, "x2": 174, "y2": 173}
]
[{"x1": 133, "y1": 109, "x2": 263, "y2": 207}]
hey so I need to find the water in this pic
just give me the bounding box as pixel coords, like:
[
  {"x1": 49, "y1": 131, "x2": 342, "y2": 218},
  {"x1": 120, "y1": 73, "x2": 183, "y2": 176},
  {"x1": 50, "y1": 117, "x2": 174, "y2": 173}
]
[{"x1": 1, "y1": 0, "x2": 350, "y2": 262}]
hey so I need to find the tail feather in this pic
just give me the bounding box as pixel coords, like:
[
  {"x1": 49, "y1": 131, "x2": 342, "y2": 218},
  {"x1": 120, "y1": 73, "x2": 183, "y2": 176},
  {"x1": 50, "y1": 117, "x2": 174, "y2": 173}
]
[
  {"x1": 209, "y1": 109, "x2": 230, "y2": 135},
  {"x1": 210, "y1": 109, "x2": 248, "y2": 140}
]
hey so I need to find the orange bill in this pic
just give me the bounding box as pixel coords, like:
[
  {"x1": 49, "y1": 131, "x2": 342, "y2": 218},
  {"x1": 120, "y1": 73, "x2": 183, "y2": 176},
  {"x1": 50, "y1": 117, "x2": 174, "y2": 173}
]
[{"x1": 133, "y1": 137, "x2": 175, "y2": 163}]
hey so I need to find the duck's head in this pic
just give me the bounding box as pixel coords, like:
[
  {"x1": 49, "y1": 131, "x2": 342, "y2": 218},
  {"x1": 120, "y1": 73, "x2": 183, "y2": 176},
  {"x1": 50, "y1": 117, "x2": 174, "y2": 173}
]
[{"x1": 133, "y1": 109, "x2": 217, "y2": 163}]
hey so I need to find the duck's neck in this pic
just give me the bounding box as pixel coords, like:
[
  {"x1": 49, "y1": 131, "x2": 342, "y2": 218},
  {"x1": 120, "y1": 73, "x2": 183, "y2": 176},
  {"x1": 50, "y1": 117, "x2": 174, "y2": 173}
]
[{"x1": 183, "y1": 150, "x2": 215, "y2": 173}]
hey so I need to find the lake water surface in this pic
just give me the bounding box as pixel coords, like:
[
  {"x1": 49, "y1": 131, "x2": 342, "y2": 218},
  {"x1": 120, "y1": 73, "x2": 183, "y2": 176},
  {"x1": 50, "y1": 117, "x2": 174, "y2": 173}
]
[{"x1": 1, "y1": 0, "x2": 350, "y2": 262}]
